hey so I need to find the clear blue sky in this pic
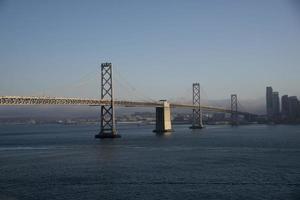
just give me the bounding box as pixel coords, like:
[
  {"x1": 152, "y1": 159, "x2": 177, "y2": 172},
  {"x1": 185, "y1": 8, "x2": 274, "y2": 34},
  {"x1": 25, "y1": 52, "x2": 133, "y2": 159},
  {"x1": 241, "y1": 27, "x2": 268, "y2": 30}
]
[{"x1": 0, "y1": 0, "x2": 299, "y2": 101}]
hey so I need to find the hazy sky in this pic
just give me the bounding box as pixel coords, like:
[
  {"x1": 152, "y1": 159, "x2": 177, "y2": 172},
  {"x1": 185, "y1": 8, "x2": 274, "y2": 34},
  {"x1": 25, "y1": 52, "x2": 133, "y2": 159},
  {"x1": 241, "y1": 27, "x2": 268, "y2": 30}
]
[{"x1": 0, "y1": 0, "x2": 299, "y2": 101}]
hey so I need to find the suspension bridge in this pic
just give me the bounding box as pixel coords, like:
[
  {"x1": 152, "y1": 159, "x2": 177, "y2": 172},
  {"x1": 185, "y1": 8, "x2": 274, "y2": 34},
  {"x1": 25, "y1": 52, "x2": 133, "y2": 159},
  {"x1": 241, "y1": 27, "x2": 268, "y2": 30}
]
[{"x1": 0, "y1": 63, "x2": 257, "y2": 138}]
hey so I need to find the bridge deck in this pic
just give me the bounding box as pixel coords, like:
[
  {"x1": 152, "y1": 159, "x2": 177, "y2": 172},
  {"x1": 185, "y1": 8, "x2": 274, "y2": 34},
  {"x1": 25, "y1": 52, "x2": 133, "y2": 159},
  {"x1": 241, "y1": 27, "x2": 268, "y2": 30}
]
[{"x1": 0, "y1": 96, "x2": 254, "y2": 116}]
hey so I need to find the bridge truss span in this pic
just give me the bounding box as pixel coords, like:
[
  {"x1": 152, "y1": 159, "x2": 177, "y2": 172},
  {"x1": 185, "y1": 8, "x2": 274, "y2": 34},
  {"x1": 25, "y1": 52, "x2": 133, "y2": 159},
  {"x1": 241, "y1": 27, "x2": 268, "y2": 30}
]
[
  {"x1": 0, "y1": 96, "x2": 103, "y2": 106},
  {"x1": 0, "y1": 96, "x2": 254, "y2": 117},
  {"x1": 0, "y1": 96, "x2": 163, "y2": 107}
]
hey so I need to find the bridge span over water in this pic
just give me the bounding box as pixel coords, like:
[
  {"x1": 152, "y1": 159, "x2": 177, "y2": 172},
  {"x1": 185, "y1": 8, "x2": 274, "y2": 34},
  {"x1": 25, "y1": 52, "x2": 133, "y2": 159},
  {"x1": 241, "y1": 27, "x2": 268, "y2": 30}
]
[
  {"x1": 0, "y1": 63, "x2": 257, "y2": 139},
  {"x1": 0, "y1": 96, "x2": 251, "y2": 116}
]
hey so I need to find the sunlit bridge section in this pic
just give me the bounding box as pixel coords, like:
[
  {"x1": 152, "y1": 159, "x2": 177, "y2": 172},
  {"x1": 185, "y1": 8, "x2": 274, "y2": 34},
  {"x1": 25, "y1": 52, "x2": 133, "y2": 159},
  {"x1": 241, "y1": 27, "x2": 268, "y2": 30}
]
[{"x1": 0, "y1": 96, "x2": 102, "y2": 105}]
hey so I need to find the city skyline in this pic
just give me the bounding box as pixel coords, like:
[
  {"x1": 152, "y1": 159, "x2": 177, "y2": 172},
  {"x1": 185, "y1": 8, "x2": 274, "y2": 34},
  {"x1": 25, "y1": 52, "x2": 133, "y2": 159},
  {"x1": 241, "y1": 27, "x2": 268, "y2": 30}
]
[
  {"x1": 1, "y1": 0, "x2": 300, "y2": 100},
  {"x1": 266, "y1": 86, "x2": 300, "y2": 123}
]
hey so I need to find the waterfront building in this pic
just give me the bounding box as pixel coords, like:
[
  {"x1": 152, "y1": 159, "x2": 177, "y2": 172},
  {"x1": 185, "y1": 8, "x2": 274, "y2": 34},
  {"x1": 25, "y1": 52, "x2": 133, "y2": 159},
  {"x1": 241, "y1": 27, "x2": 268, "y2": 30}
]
[
  {"x1": 297, "y1": 100, "x2": 300, "y2": 119},
  {"x1": 281, "y1": 95, "x2": 289, "y2": 119},
  {"x1": 272, "y1": 92, "x2": 280, "y2": 121},
  {"x1": 288, "y1": 96, "x2": 298, "y2": 121},
  {"x1": 266, "y1": 87, "x2": 273, "y2": 119}
]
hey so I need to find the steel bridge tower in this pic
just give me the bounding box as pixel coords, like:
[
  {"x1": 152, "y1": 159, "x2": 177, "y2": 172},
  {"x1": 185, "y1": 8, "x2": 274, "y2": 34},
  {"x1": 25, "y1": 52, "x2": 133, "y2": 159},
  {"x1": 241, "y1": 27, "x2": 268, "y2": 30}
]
[
  {"x1": 231, "y1": 94, "x2": 238, "y2": 126},
  {"x1": 95, "y1": 63, "x2": 121, "y2": 139},
  {"x1": 190, "y1": 83, "x2": 204, "y2": 129}
]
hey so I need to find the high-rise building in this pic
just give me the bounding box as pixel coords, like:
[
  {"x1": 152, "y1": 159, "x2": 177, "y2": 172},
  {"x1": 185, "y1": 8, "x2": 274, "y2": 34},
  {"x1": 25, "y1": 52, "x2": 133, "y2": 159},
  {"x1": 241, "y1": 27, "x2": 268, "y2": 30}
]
[
  {"x1": 288, "y1": 96, "x2": 298, "y2": 121},
  {"x1": 272, "y1": 92, "x2": 280, "y2": 118},
  {"x1": 297, "y1": 100, "x2": 300, "y2": 119},
  {"x1": 281, "y1": 95, "x2": 289, "y2": 119},
  {"x1": 266, "y1": 87, "x2": 273, "y2": 118}
]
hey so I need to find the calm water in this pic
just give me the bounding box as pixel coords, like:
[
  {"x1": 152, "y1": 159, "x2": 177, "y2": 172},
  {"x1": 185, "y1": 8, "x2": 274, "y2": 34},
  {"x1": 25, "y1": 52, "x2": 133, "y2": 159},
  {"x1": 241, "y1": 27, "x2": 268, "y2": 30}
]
[{"x1": 0, "y1": 124, "x2": 300, "y2": 200}]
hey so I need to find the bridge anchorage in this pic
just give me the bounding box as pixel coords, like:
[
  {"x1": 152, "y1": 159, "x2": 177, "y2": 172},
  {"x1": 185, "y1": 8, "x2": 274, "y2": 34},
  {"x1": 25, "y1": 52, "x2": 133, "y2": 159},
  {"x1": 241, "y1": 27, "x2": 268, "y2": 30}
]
[
  {"x1": 95, "y1": 63, "x2": 121, "y2": 139},
  {"x1": 190, "y1": 83, "x2": 204, "y2": 129}
]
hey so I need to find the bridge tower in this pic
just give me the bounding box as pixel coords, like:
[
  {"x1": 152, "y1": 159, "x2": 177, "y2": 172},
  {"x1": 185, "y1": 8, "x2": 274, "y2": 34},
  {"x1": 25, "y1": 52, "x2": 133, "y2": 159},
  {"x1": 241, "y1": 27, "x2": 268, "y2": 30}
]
[
  {"x1": 95, "y1": 63, "x2": 121, "y2": 139},
  {"x1": 231, "y1": 94, "x2": 238, "y2": 126},
  {"x1": 190, "y1": 83, "x2": 204, "y2": 129}
]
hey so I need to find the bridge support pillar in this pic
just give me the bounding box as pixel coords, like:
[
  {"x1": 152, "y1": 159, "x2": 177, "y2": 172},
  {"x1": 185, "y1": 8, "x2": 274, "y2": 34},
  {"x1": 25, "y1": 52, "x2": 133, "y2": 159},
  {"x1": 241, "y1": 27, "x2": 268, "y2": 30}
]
[
  {"x1": 190, "y1": 83, "x2": 204, "y2": 129},
  {"x1": 153, "y1": 101, "x2": 172, "y2": 133},
  {"x1": 95, "y1": 63, "x2": 121, "y2": 139},
  {"x1": 231, "y1": 94, "x2": 238, "y2": 126}
]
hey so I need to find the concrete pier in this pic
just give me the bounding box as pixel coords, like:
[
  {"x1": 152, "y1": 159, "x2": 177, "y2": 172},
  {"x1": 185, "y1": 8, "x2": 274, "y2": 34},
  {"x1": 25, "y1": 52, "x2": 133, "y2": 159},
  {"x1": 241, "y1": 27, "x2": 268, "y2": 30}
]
[
  {"x1": 190, "y1": 112, "x2": 204, "y2": 129},
  {"x1": 153, "y1": 101, "x2": 172, "y2": 133}
]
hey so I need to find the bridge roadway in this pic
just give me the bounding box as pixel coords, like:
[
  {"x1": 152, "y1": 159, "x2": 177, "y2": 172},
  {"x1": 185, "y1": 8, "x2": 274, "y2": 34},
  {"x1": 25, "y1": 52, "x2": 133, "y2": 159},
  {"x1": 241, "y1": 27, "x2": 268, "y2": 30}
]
[{"x1": 0, "y1": 96, "x2": 254, "y2": 116}]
